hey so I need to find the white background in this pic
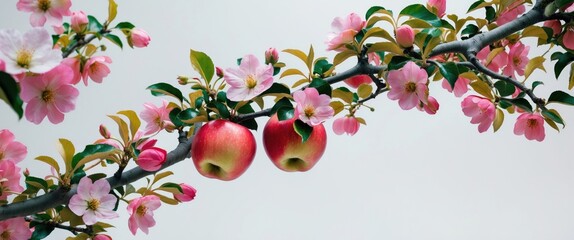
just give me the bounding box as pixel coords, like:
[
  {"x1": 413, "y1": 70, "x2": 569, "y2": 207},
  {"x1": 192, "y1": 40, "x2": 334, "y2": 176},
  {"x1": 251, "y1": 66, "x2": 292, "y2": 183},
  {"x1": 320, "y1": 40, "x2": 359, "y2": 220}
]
[{"x1": 2, "y1": 0, "x2": 574, "y2": 239}]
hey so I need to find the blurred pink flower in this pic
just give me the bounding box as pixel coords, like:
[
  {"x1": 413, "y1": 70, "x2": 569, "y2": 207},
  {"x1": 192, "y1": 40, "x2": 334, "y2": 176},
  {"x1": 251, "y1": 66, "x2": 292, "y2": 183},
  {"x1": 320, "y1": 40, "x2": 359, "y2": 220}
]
[
  {"x1": 293, "y1": 88, "x2": 334, "y2": 126},
  {"x1": 0, "y1": 28, "x2": 62, "y2": 74},
  {"x1": 543, "y1": 20, "x2": 562, "y2": 37},
  {"x1": 0, "y1": 59, "x2": 5, "y2": 71},
  {"x1": 0, "y1": 160, "x2": 24, "y2": 200},
  {"x1": 137, "y1": 146, "x2": 167, "y2": 172},
  {"x1": 461, "y1": 95, "x2": 495, "y2": 133},
  {"x1": 427, "y1": 0, "x2": 446, "y2": 17},
  {"x1": 140, "y1": 101, "x2": 174, "y2": 135},
  {"x1": 417, "y1": 96, "x2": 440, "y2": 115},
  {"x1": 16, "y1": 0, "x2": 72, "y2": 27},
  {"x1": 68, "y1": 177, "x2": 119, "y2": 225},
  {"x1": 441, "y1": 76, "x2": 470, "y2": 97},
  {"x1": 71, "y1": 10, "x2": 88, "y2": 33},
  {"x1": 130, "y1": 28, "x2": 151, "y2": 48},
  {"x1": 326, "y1": 13, "x2": 365, "y2": 51},
  {"x1": 395, "y1": 25, "x2": 415, "y2": 48},
  {"x1": 265, "y1": 47, "x2": 279, "y2": 65},
  {"x1": 0, "y1": 129, "x2": 27, "y2": 163},
  {"x1": 0, "y1": 217, "x2": 32, "y2": 240},
  {"x1": 61, "y1": 56, "x2": 82, "y2": 85},
  {"x1": 344, "y1": 74, "x2": 371, "y2": 88},
  {"x1": 496, "y1": 2, "x2": 526, "y2": 26},
  {"x1": 93, "y1": 234, "x2": 112, "y2": 240},
  {"x1": 387, "y1": 61, "x2": 429, "y2": 110},
  {"x1": 127, "y1": 195, "x2": 161, "y2": 235},
  {"x1": 174, "y1": 183, "x2": 197, "y2": 202},
  {"x1": 514, "y1": 112, "x2": 545, "y2": 141},
  {"x1": 476, "y1": 46, "x2": 508, "y2": 73},
  {"x1": 563, "y1": 24, "x2": 574, "y2": 50},
  {"x1": 332, "y1": 116, "x2": 360, "y2": 136},
  {"x1": 224, "y1": 54, "x2": 273, "y2": 101},
  {"x1": 503, "y1": 42, "x2": 529, "y2": 79},
  {"x1": 19, "y1": 64, "x2": 79, "y2": 124},
  {"x1": 82, "y1": 56, "x2": 112, "y2": 85}
]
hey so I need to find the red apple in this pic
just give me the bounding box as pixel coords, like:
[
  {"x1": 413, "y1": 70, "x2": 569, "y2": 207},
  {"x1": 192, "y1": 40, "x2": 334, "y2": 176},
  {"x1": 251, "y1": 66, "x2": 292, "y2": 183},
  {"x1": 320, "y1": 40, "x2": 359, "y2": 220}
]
[
  {"x1": 191, "y1": 119, "x2": 256, "y2": 181},
  {"x1": 263, "y1": 114, "x2": 327, "y2": 172}
]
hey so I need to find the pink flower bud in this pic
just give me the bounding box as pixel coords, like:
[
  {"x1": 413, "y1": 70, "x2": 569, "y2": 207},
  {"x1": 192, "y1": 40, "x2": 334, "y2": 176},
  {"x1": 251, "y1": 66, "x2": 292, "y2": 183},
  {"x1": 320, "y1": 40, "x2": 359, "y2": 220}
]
[
  {"x1": 93, "y1": 234, "x2": 112, "y2": 240},
  {"x1": 71, "y1": 11, "x2": 88, "y2": 33},
  {"x1": 395, "y1": 25, "x2": 415, "y2": 48},
  {"x1": 177, "y1": 75, "x2": 189, "y2": 85},
  {"x1": 344, "y1": 74, "x2": 372, "y2": 88},
  {"x1": 418, "y1": 96, "x2": 440, "y2": 115},
  {"x1": 130, "y1": 28, "x2": 151, "y2": 48},
  {"x1": 332, "y1": 116, "x2": 360, "y2": 136},
  {"x1": 174, "y1": 183, "x2": 197, "y2": 202},
  {"x1": 216, "y1": 66, "x2": 224, "y2": 78},
  {"x1": 24, "y1": 168, "x2": 30, "y2": 177},
  {"x1": 99, "y1": 124, "x2": 111, "y2": 139},
  {"x1": 137, "y1": 147, "x2": 167, "y2": 172},
  {"x1": 427, "y1": 0, "x2": 446, "y2": 18},
  {"x1": 563, "y1": 24, "x2": 574, "y2": 50},
  {"x1": 265, "y1": 47, "x2": 279, "y2": 64}
]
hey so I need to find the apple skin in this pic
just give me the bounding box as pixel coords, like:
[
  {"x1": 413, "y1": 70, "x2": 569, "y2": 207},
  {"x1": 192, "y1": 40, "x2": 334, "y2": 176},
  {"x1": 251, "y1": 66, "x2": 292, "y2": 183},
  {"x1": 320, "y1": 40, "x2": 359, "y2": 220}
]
[
  {"x1": 263, "y1": 114, "x2": 327, "y2": 172},
  {"x1": 191, "y1": 119, "x2": 256, "y2": 181}
]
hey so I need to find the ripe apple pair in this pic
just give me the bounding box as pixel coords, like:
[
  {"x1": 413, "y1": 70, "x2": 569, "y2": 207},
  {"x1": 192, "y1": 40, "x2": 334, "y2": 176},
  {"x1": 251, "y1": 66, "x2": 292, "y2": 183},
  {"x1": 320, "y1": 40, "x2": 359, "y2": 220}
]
[{"x1": 190, "y1": 114, "x2": 327, "y2": 181}]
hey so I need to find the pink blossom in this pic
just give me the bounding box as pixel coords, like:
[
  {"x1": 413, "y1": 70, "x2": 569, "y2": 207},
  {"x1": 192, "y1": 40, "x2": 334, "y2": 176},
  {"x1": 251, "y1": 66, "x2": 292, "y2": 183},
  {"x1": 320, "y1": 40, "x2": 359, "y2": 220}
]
[
  {"x1": 417, "y1": 96, "x2": 440, "y2": 115},
  {"x1": 68, "y1": 177, "x2": 119, "y2": 225},
  {"x1": 441, "y1": 76, "x2": 470, "y2": 97},
  {"x1": 427, "y1": 0, "x2": 446, "y2": 17},
  {"x1": 496, "y1": 2, "x2": 526, "y2": 26},
  {"x1": 293, "y1": 88, "x2": 334, "y2": 126},
  {"x1": 326, "y1": 13, "x2": 365, "y2": 51},
  {"x1": 387, "y1": 61, "x2": 429, "y2": 110},
  {"x1": 265, "y1": 47, "x2": 279, "y2": 65},
  {"x1": 19, "y1": 64, "x2": 79, "y2": 124},
  {"x1": 543, "y1": 20, "x2": 562, "y2": 37},
  {"x1": 61, "y1": 57, "x2": 82, "y2": 85},
  {"x1": 368, "y1": 52, "x2": 381, "y2": 66},
  {"x1": 476, "y1": 46, "x2": 508, "y2": 73},
  {"x1": 514, "y1": 112, "x2": 545, "y2": 141},
  {"x1": 344, "y1": 74, "x2": 371, "y2": 88},
  {"x1": 99, "y1": 124, "x2": 111, "y2": 139},
  {"x1": 0, "y1": 129, "x2": 27, "y2": 163},
  {"x1": 127, "y1": 195, "x2": 161, "y2": 235},
  {"x1": 332, "y1": 116, "x2": 360, "y2": 136},
  {"x1": 216, "y1": 66, "x2": 224, "y2": 78},
  {"x1": 71, "y1": 11, "x2": 88, "y2": 33},
  {"x1": 395, "y1": 25, "x2": 415, "y2": 48},
  {"x1": 0, "y1": 217, "x2": 32, "y2": 240},
  {"x1": 0, "y1": 160, "x2": 24, "y2": 200},
  {"x1": 0, "y1": 28, "x2": 62, "y2": 74},
  {"x1": 502, "y1": 42, "x2": 529, "y2": 79},
  {"x1": 82, "y1": 56, "x2": 112, "y2": 85},
  {"x1": 224, "y1": 54, "x2": 273, "y2": 101},
  {"x1": 16, "y1": 0, "x2": 72, "y2": 27},
  {"x1": 174, "y1": 183, "x2": 197, "y2": 202},
  {"x1": 137, "y1": 146, "x2": 167, "y2": 172},
  {"x1": 130, "y1": 29, "x2": 151, "y2": 48},
  {"x1": 140, "y1": 101, "x2": 174, "y2": 135},
  {"x1": 92, "y1": 234, "x2": 112, "y2": 240},
  {"x1": 563, "y1": 24, "x2": 574, "y2": 50},
  {"x1": 461, "y1": 95, "x2": 496, "y2": 133}
]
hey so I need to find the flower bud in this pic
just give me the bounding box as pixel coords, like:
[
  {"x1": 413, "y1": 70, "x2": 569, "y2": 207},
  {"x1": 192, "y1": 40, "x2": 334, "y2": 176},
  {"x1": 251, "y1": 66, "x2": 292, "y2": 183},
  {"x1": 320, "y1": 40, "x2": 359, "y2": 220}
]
[
  {"x1": 543, "y1": 20, "x2": 562, "y2": 36},
  {"x1": 23, "y1": 168, "x2": 30, "y2": 177},
  {"x1": 71, "y1": 11, "x2": 88, "y2": 33},
  {"x1": 395, "y1": 25, "x2": 415, "y2": 48},
  {"x1": 264, "y1": 47, "x2": 279, "y2": 65},
  {"x1": 427, "y1": 0, "x2": 446, "y2": 18},
  {"x1": 93, "y1": 234, "x2": 112, "y2": 240},
  {"x1": 216, "y1": 66, "x2": 224, "y2": 78},
  {"x1": 137, "y1": 147, "x2": 167, "y2": 171},
  {"x1": 177, "y1": 75, "x2": 189, "y2": 85},
  {"x1": 174, "y1": 183, "x2": 197, "y2": 202},
  {"x1": 129, "y1": 28, "x2": 151, "y2": 48},
  {"x1": 99, "y1": 124, "x2": 111, "y2": 139}
]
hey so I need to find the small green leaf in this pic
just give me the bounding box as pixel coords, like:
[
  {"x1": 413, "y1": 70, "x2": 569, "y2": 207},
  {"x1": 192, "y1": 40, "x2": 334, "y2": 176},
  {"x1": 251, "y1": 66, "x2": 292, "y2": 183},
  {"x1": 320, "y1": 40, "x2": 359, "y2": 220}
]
[
  {"x1": 178, "y1": 108, "x2": 200, "y2": 121},
  {"x1": 438, "y1": 62, "x2": 459, "y2": 89},
  {"x1": 387, "y1": 56, "x2": 410, "y2": 71},
  {"x1": 503, "y1": 98, "x2": 533, "y2": 112},
  {"x1": 542, "y1": 108, "x2": 565, "y2": 128},
  {"x1": 71, "y1": 144, "x2": 118, "y2": 170},
  {"x1": 107, "y1": 0, "x2": 118, "y2": 23},
  {"x1": 532, "y1": 81, "x2": 544, "y2": 90},
  {"x1": 308, "y1": 78, "x2": 332, "y2": 97},
  {"x1": 313, "y1": 59, "x2": 333, "y2": 77},
  {"x1": 0, "y1": 72, "x2": 23, "y2": 119},
  {"x1": 189, "y1": 49, "x2": 215, "y2": 83},
  {"x1": 87, "y1": 15, "x2": 103, "y2": 33},
  {"x1": 238, "y1": 118, "x2": 258, "y2": 130},
  {"x1": 556, "y1": 0, "x2": 574, "y2": 9},
  {"x1": 114, "y1": 21, "x2": 135, "y2": 36},
  {"x1": 399, "y1": 4, "x2": 443, "y2": 28},
  {"x1": 293, "y1": 119, "x2": 313, "y2": 143},
  {"x1": 104, "y1": 33, "x2": 123, "y2": 49},
  {"x1": 366, "y1": 6, "x2": 387, "y2": 20},
  {"x1": 357, "y1": 84, "x2": 373, "y2": 99},
  {"x1": 271, "y1": 97, "x2": 293, "y2": 115},
  {"x1": 261, "y1": 82, "x2": 291, "y2": 95},
  {"x1": 277, "y1": 107, "x2": 294, "y2": 121},
  {"x1": 494, "y1": 81, "x2": 516, "y2": 97},
  {"x1": 332, "y1": 87, "x2": 354, "y2": 103},
  {"x1": 117, "y1": 110, "x2": 141, "y2": 138},
  {"x1": 547, "y1": 90, "x2": 574, "y2": 105},
  {"x1": 551, "y1": 52, "x2": 574, "y2": 79},
  {"x1": 169, "y1": 108, "x2": 184, "y2": 127},
  {"x1": 146, "y1": 82, "x2": 184, "y2": 103},
  {"x1": 214, "y1": 101, "x2": 230, "y2": 118},
  {"x1": 30, "y1": 223, "x2": 55, "y2": 240}
]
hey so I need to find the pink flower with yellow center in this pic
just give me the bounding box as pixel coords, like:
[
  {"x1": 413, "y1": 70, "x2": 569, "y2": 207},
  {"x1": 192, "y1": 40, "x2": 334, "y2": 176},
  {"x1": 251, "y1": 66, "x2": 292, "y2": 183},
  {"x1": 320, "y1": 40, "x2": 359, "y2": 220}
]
[
  {"x1": 19, "y1": 64, "x2": 79, "y2": 124},
  {"x1": 82, "y1": 56, "x2": 112, "y2": 86},
  {"x1": 127, "y1": 195, "x2": 161, "y2": 235},
  {"x1": 514, "y1": 112, "x2": 545, "y2": 141},
  {"x1": 16, "y1": 0, "x2": 72, "y2": 27},
  {"x1": 326, "y1": 13, "x2": 366, "y2": 51},
  {"x1": 224, "y1": 54, "x2": 273, "y2": 101},
  {"x1": 502, "y1": 42, "x2": 529, "y2": 79},
  {"x1": 293, "y1": 88, "x2": 334, "y2": 126},
  {"x1": 140, "y1": 101, "x2": 174, "y2": 135},
  {"x1": 0, "y1": 130, "x2": 27, "y2": 163},
  {"x1": 68, "y1": 177, "x2": 119, "y2": 225},
  {"x1": 387, "y1": 61, "x2": 429, "y2": 110},
  {"x1": 0, "y1": 28, "x2": 62, "y2": 75},
  {"x1": 0, "y1": 160, "x2": 24, "y2": 201},
  {"x1": 332, "y1": 116, "x2": 360, "y2": 136},
  {"x1": 0, "y1": 218, "x2": 32, "y2": 240},
  {"x1": 461, "y1": 95, "x2": 495, "y2": 133}
]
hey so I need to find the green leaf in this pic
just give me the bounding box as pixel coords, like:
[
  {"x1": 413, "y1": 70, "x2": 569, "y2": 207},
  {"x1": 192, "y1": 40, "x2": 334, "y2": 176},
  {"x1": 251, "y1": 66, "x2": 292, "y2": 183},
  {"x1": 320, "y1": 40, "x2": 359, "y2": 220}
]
[
  {"x1": 35, "y1": 156, "x2": 61, "y2": 174},
  {"x1": 26, "y1": 176, "x2": 48, "y2": 191},
  {"x1": 146, "y1": 82, "x2": 184, "y2": 103},
  {"x1": 313, "y1": 59, "x2": 333, "y2": 77},
  {"x1": 357, "y1": 84, "x2": 373, "y2": 99},
  {"x1": 87, "y1": 15, "x2": 103, "y2": 33},
  {"x1": 189, "y1": 49, "x2": 215, "y2": 83},
  {"x1": 114, "y1": 21, "x2": 135, "y2": 35},
  {"x1": 277, "y1": 107, "x2": 294, "y2": 121},
  {"x1": 104, "y1": 33, "x2": 123, "y2": 49},
  {"x1": 332, "y1": 87, "x2": 354, "y2": 103},
  {"x1": 238, "y1": 118, "x2": 258, "y2": 130},
  {"x1": 71, "y1": 144, "x2": 118, "y2": 170},
  {"x1": 532, "y1": 81, "x2": 544, "y2": 90},
  {"x1": 261, "y1": 82, "x2": 291, "y2": 95},
  {"x1": 0, "y1": 71, "x2": 23, "y2": 119},
  {"x1": 551, "y1": 52, "x2": 574, "y2": 79},
  {"x1": 178, "y1": 108, "x2": 200, "y2": 121},
  {"x1": 308, "y1": 78, "x2": 332, "y2": 97},
  {"x1": 485, "y1": 6, "x2": 496, "y2": 22},
  {"x1": 107, "y1": 0, "x2": 118, "y2": 23},
  {"x1": 461, "y1": 24, "x2": 479, "y2": 37},
  {"x1": 503, "y1": 98, "x2": 533, "y2": 112},
  {"x1": 542, "y1": 108, "x2": 565, "y2": 128},
  {"x1": 494, "y1": 81, "x2": 516, "y2": 97},
  {"x1": 556, "y1": 0, "x2": 574, "y2": 9},
  {"x1": 169, "y1": 108, "x2": 184, "y2": 127},
  {"x1": 293, "y1": 119, "x2": 313, "y2": 143},
  {"x1": 438, "y1": 62, "x2": 459, "y2": 89},
  {"x1": 387, "y1": 56, "x2": 410, "y2": 71},
  {"x1": 117, "y1": 110, "x2": 141, "y2": 138},
  {"x1": 213, "y1": 101, "x2": 230, "y2": 118},
  {"x1": 399, "y1": 4, "x2": 442, "y2": 28},
  {"x1": 366, "y1": 6, "x2": 387, "y2": 20},
  {"x1": 547, "y1": 90, "x2": 574, "y2": 105},
  {"x1": 271, "y1": 97, "x2": 293, "y2": 115},
  {"x1": 158, "y1": 182, "x2": 183, "y2": 194},
  {"x1": 30, "y1": 223, "x2": 55, "y2": 240},
  {"x1": 467, "y1": 0, "x2": 487, "y2": 12}
]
